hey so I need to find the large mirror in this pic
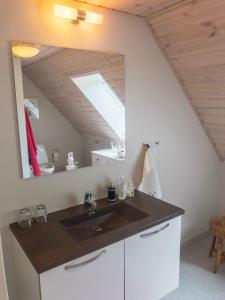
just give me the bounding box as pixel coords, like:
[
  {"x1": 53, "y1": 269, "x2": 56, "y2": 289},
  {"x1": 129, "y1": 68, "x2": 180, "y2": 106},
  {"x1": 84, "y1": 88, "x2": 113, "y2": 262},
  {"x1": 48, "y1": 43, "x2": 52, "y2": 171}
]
[{"x1": 12, "y1": 42, "x2": 125, "y2": 178}]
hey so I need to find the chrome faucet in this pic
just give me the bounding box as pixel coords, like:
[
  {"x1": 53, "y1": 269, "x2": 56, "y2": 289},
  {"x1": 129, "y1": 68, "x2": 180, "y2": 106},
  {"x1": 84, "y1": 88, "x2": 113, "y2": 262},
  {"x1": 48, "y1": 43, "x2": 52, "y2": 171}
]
[{"x1": 84, "y1": 192, "x2": 97, "y2": 209}]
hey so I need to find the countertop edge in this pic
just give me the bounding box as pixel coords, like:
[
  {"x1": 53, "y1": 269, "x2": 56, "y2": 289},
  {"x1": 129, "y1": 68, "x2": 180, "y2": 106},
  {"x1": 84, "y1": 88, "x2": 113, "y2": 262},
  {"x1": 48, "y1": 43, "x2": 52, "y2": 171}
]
[{"x1": 11, "y1": 210, "x2": 184, "y2": 274}]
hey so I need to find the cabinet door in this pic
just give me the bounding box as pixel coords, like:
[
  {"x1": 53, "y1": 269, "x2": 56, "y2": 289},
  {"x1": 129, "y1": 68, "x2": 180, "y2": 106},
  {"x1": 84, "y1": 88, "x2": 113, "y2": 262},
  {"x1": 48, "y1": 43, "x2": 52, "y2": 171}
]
[
  {"x1": 40, "y1": 241, "x2": 124, "y2": 300},
  {"x1": 92, "y1": 153, "x2": 101, "y2": 166},
  {"x1": 125, "y1": 217, "x2": 181, "y2": 300},
  {"x1": 92, "y1": 154, "x2": 106, "y2": 166}
]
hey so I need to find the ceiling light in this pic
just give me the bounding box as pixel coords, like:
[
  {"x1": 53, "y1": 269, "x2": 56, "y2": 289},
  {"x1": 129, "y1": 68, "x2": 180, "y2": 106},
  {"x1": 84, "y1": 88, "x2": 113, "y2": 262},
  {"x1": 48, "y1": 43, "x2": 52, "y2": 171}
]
[
  {"x1": 54, "y1": 4, "x2": 103, "y2": 25},
  {"x1": 12, "y1": 44, "x2": 39, "y2": 58}
]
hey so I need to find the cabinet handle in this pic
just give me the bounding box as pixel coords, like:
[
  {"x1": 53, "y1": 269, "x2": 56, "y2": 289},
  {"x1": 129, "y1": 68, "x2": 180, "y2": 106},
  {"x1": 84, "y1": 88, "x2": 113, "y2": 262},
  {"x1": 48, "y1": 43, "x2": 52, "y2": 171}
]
[
  {"x1": 64, "y1": 250, "x2": 106, "y2": 270},
  {"x1": 140, "y1": 223, "x2": 169, "y2": 238}
]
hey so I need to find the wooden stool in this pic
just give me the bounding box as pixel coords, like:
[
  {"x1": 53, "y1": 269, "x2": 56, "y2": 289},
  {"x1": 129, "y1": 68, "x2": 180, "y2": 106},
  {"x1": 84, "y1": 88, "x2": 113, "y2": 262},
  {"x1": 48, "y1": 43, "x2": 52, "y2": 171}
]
[{"x1": 209, "y1": 216, "x2": 225, "y2": 273}]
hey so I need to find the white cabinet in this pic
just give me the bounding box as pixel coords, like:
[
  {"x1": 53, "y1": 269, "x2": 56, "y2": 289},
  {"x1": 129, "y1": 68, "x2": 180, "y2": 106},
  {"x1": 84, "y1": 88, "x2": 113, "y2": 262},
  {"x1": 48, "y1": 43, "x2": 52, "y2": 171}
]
[
  {"x1": 125, "y1": 217, "x2": 181, "y2": 300},
  {"x1": 92, "y1": 153, "x2": 111, "y2": 166},
  {"x1": 91, "y1": 150, "x2": 125, "y2": 166},
  {"x1": 40, "y1": 241, "x2": 124, "y2": 300}
]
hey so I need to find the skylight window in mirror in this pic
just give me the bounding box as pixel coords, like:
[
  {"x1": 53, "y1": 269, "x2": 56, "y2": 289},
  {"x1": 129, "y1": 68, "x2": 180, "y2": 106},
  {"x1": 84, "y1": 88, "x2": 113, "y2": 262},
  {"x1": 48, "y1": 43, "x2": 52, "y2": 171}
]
[{"x1": 72, "y1": 73, "x2": 125, "y2": 140}]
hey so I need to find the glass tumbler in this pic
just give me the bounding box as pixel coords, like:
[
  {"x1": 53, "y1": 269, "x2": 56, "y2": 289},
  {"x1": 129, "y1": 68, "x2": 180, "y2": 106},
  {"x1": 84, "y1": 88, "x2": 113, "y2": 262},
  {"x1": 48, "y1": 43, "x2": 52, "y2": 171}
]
[
  {"x1": 18, "y1": 208, "x2": 32, "y2": 228},
  {"x1": 35, "y1": 204, "x2": 48, "y2": 223}
]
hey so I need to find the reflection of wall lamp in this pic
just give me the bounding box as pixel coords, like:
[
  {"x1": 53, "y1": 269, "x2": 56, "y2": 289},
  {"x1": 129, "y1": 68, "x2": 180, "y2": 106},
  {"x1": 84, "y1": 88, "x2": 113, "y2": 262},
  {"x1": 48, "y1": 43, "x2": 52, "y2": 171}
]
[
  {"x1": 54, "y1": 4, "x2": 103, "y2": 25},
  {"x1": 12, "y1": 43, "x2": 39, "y2": 58}
]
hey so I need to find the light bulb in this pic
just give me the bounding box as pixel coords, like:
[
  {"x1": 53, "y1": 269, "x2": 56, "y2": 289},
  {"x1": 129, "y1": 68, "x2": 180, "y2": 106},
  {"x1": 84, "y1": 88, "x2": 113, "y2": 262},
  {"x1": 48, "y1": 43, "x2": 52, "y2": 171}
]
[
  {"x1": 85, "y1": 11, "x2": 103, "y2": 25},
  {"x1": 54, "y1": 4, "x2": 78, "y2": 20}
]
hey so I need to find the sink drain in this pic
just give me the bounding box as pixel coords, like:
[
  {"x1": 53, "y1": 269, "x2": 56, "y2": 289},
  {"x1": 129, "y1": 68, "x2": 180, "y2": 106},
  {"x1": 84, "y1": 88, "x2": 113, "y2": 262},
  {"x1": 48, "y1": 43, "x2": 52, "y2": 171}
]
[{"x1": 95, "y1": 227, "x2": 103, "y2": 232}]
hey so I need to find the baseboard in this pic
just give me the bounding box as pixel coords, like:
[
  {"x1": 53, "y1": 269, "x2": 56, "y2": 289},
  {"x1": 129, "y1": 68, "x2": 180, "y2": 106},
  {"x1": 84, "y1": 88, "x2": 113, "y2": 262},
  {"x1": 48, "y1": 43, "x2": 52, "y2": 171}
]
[{"x1": 181, "y1": 230, "x2": 211, "y2": 249}]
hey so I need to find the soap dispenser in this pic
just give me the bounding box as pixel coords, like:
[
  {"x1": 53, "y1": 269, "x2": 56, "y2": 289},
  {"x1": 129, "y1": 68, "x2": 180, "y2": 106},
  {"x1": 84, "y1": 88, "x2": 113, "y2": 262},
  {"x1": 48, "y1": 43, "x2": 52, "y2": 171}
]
[
  {"x1": 107, "y1": 184, "x2": 117, "y2": 202},
  {"x1": 127, "y1": 179, "x2": 135, "y2": 197}
]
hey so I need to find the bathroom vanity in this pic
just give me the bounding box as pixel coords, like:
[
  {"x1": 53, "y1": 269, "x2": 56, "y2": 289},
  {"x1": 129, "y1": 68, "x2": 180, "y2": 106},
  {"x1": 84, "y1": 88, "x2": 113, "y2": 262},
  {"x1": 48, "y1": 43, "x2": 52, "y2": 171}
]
[{"x1": 10, "y1": 191, "x2": 184, "y2": 300}]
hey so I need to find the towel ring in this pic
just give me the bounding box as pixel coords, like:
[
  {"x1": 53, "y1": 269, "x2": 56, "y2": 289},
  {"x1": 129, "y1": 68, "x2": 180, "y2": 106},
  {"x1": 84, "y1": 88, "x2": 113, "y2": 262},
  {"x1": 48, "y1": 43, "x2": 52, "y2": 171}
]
[
  {"x1": 143, "y1": 141, "x2": 160, "y2": 149},
  {"x1": 143, "y1": 143, "x2": 150, "y2": 148}
]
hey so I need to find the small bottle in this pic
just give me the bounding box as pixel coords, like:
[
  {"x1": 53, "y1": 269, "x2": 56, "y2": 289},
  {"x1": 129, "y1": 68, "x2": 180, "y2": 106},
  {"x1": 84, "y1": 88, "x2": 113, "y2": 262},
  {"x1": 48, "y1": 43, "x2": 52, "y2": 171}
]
[
  {"x1": 117, "y1": 177, "x2": 123, "y2": 200},
  {"x1": 122, "y1": 179, "x2": 127, "y2": 199},
  {"x1": 117, "y1": 174, "x2": 127, "y2": 200},
  {"x1": 108, "y1": 184, "x2": 117, "y2": 202},
  {"x1": 127, "y1": 180, "x2": 135, "y2": 197}
]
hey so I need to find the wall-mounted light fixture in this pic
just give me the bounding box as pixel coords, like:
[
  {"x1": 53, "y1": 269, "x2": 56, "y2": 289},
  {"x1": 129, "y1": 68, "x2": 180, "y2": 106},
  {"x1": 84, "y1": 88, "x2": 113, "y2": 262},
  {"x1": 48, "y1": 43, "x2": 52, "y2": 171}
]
[
  {"x1": 54, "y1": 4, "x2": 103, "y2": 25},
  {"x1": 12, "y1": 44, "x2": 40, "y2": 58}
]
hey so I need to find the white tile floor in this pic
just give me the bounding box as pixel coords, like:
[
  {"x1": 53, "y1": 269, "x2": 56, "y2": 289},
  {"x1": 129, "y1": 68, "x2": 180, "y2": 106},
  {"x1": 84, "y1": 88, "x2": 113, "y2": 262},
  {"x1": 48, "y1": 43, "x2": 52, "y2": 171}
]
[{"x1": 163, "y1": 233, "x2": 225, "y2": 300}]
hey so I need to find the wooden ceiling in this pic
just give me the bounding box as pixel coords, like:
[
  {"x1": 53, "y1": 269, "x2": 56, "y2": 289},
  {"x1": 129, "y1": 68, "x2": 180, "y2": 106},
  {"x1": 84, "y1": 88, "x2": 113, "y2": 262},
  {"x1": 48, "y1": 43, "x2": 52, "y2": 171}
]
[
  {"x1": 79, "y1": 0, "x2": 225, "y2": 160},
  {"x1": 23, "y1": 48, "x2": 124, "y2": 140},
  {"x1": 146, "y1": 0, "x2": 225, "y2": 160},
  {"x1": 76, "y1": 0, "x2": 183, "y2": 17}
]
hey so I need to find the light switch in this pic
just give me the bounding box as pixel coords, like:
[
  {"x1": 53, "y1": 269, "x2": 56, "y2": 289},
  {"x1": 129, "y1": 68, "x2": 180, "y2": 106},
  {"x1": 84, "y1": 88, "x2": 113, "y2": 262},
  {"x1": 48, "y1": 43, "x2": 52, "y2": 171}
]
[{"x1": 52, "y1": 149, "x2": 59, "y2": 162}]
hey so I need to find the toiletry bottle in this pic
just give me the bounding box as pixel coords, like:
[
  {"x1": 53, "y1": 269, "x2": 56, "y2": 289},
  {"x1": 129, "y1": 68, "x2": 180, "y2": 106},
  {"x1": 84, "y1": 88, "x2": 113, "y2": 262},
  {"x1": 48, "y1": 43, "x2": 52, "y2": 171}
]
[
  {"x1": 108, "y1": 184, "x2": 117, "y2": 202},
  {"x1": 117, "y1": 177, "x2": 123, "y2": 200},
  {"x1": 67, "y1": 152, "x2": 74, "y2": 166},
  {"x1": 117, "y1": 174, "x2": 127, "y2": 200},
  {"x1": 127, "y1": 179, "x2": 135, "y2": 197},
  {"x1": 122, "y1": 178, "x2": 127, "y2": 199}
]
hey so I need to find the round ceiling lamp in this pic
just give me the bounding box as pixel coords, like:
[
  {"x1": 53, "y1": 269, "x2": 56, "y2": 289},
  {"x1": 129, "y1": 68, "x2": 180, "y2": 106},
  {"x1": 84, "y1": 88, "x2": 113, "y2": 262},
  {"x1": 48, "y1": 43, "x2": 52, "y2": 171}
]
[{"x1": 12, "y1": 44, "x2": 40, "y2": 58}]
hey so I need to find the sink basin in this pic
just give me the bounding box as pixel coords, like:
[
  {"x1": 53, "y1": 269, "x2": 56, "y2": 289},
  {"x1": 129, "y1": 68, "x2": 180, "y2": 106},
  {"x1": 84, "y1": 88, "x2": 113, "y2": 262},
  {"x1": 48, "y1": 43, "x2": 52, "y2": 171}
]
[{"x1": 59, "y1": 202, "x2": 149, "y2": 242}]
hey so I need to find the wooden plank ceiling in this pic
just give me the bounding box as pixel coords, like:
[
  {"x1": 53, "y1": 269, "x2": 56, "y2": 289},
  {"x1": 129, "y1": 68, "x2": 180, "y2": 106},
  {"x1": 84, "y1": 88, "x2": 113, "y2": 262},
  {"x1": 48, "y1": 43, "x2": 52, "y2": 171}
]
[
  {"x1": 23, "y1": 48, "x2": 124, "y2": 140},
  {"x1": 76, "y1": 0, "x2": 183, "y2": 17},
  {"x1": 79, "y1": 0, "x2": 225, "y2": 160},
  {"x1": 145, "y1": 0, "x2": 225, "y2": 160}
]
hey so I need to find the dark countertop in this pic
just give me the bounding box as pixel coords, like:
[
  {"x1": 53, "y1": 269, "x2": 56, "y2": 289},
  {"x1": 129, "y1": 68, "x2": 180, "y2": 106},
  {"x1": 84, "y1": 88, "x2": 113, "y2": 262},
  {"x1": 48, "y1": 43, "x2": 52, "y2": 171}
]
[{"x1": 10, "y1": 190, "x2": 184, "y2": 274}]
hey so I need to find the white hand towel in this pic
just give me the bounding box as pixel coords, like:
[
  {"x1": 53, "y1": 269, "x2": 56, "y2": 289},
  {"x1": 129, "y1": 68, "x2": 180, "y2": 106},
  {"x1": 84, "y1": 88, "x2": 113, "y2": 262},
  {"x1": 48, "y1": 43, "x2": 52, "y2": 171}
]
[
  {"x1": 0, "y1": 236, "x2": 9, "y2": 300},
  {"x1": 138, "y1": 148, "x2": 162, "y2": 199}
]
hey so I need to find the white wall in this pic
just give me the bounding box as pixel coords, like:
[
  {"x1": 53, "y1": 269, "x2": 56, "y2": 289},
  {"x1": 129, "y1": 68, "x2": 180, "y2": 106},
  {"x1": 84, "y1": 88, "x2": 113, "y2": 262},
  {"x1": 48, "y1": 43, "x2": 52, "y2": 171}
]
[
  {"x1": 23, "y1": 75, "x2": 84, "y2": 170},
  {"x1": 0, "y1": 0, "x2": 223, "y2": 298}
]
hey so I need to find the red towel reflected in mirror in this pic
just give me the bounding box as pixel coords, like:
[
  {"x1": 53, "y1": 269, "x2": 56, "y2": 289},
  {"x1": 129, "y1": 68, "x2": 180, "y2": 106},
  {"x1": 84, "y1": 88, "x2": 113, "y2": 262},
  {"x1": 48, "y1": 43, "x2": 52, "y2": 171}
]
[{"x1": 25, "y1": 110, "x2": 41, "y2": 176}]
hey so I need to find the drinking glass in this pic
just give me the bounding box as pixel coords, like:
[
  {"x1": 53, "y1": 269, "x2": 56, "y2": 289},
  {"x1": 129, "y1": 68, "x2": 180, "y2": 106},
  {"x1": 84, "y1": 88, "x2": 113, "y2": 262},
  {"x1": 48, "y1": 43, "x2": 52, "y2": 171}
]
[
  {"x1": 18, "y1": 208, "x2": 32, "y2": 228},
  {"x1": 35, "y1": 204, "x2": 48, "y2": 223}
]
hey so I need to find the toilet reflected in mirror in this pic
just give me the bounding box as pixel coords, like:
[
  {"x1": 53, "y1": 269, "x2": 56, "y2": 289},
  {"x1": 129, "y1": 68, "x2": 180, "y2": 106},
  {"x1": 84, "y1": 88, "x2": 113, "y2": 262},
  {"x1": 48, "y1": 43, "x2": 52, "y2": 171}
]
[
  {"x1": 11, "y1": 42, "x2": 125, "y2": 179},
  {"x1": 36, "y1": 145, "x2": 55, "y2": 176}
]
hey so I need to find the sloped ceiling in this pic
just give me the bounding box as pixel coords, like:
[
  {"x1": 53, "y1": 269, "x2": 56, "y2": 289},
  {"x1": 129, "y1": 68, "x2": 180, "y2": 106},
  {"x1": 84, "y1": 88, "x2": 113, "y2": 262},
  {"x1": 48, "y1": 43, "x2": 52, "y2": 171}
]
[
  {"x1": 78, "y1": 0, "x2": 225, "y2": 160},
  {"x1": 77, "y1": 0, "x2": 182, "y2": 17},
  {"x1": 146, "y1": 0, "x2": 225, "y2": 160},
  {"x1": 23, "y1": 48, "x2": 124, "y2": 140}
]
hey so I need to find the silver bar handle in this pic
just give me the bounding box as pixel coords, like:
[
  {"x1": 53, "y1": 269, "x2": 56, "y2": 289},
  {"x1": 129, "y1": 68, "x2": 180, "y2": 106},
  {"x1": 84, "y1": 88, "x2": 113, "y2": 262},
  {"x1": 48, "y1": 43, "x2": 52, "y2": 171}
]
[
  {"x1": 64, "y1": 250, "x2": 106, "y2": 271},
  {"x1": 140, "y1": 223, "x2": 169, "y2": 238}
]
